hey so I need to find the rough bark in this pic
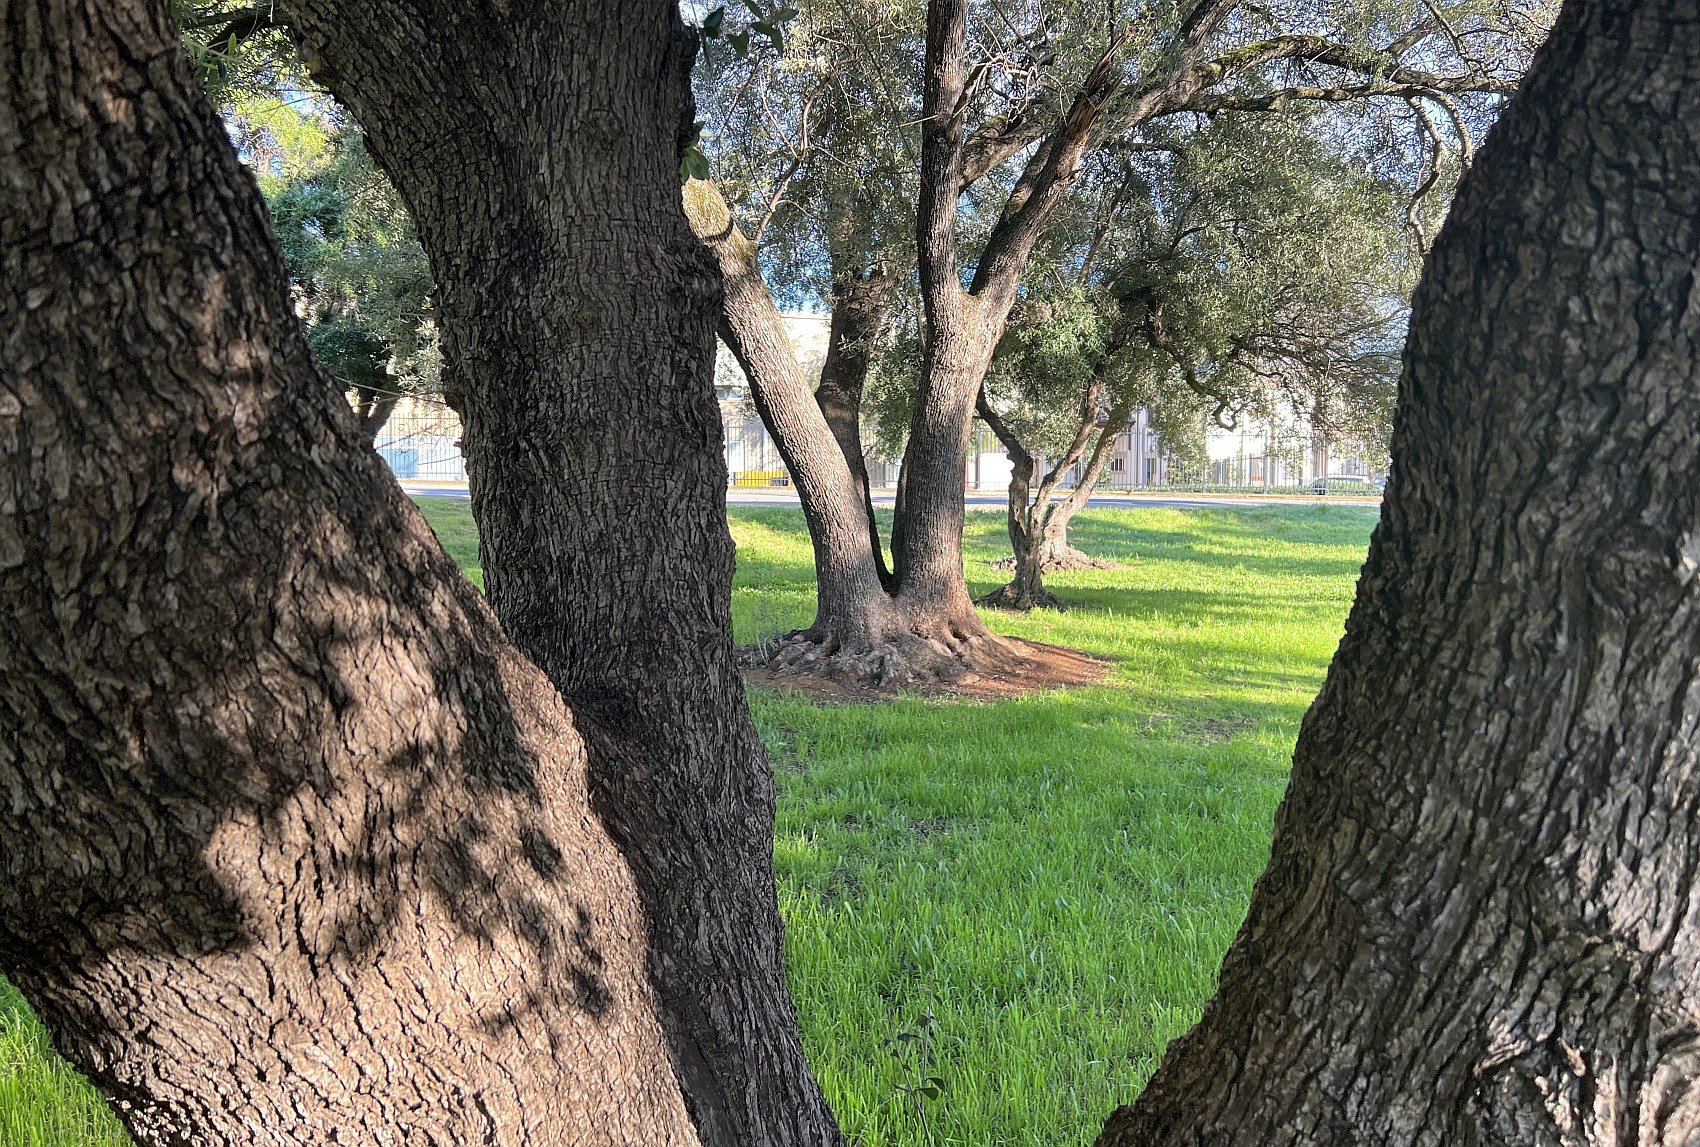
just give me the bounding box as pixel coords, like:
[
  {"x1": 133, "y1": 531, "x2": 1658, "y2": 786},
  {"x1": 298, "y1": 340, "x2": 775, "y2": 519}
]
[
  {"x1": 685, "y1": 179, "x2": 1010, "y2": 687},
  {"x1": 895, "y1": 0, "x2": 1128, "y2": 645},
  {"x1": 276, "y1": 7, "x2": 839, "y2": 1144},
  {"x1": 1098, "y1": 1, "x2": 1700, "y2": 1142},
  {"x1": 0, "y1": 3, "x2": 697, "y2": 1143}
]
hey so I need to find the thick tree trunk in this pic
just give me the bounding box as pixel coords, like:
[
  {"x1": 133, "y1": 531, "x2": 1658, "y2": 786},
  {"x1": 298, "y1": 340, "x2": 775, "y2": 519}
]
[
  {"x1": 684, "y1": 181, "x2": 1009, "y2": 686},
  {"x1": 815, "y1": 261, "x2": 900, "y2": 589},
  {"x1": 1099, "y1": 1, "x2": 1700, "y2": 1142},
  {"x1": 0, "y1": 4, "x2": 697, "y2": 1143},
  {"x1": 279, "y1": 8, "x2": 839, "y2": 1144}
]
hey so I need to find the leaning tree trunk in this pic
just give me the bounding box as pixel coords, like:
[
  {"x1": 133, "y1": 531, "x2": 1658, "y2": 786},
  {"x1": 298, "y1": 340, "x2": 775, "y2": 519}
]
[
  {"x1": 0, "y1": 3, "x2": 699, "y2": 1143},
  {"x1": 279, "y1": 7, "x2": 839, "y2": 1145},
  {"x1": 1098, "y1": 1, "x2": 1700, "y2": 1142},
  {"x1": 683, "y1": 180, "x2": 909, "y2": 668},
  {"x1": 814, "y1": 260, "x2": 900, "y2": 589}
]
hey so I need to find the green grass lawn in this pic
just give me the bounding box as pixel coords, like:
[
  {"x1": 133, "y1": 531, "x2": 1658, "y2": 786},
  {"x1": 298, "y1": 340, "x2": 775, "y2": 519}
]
[{"x1": 0, "y1": 499, "x2": 1376, "y2": 1146}]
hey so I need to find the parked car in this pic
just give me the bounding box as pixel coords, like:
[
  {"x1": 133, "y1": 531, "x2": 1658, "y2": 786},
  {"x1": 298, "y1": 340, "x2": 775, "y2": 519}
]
[{"x1": 1310, "y1": 475, "x2": 1382, "y2": 497}]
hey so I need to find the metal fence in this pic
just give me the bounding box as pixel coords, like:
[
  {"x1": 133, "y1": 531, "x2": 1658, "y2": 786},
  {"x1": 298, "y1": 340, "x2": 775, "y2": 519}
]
[
  {"x1": 373, "y1": 396, "x2": 467, "y2": 482},
  {"x1": 372, "y1": 400, "x2": 1370, "y2": 496}
]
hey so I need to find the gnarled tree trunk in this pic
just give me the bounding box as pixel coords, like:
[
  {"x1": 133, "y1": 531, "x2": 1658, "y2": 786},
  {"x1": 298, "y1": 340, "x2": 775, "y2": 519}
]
[
  {"x1": 889, "y1": 0, "x2": 1128, "y2": 661},
  {"x1": 687, "y1": 179, "x2": 1022, "y2": 687},
  {"x1": 0, "y1": 3, "x2": 697, "y2": 1142},
  {"x1": 1099, "y1": 0, "x2": 1700, "y2": 1141},
  {"x1": 977, "y1": 385, "x2": 1129, "y2": 611},
  {"x1": 276, "y1": 6, "x2": 840, "y2": 1144}
]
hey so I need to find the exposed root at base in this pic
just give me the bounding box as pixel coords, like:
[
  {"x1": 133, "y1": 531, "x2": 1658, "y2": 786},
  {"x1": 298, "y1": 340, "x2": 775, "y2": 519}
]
[
  {"x1": 988, "y1": 548, "x2": 1119, "y2": 574},
  {"x1": 738, "y1": 628, "x2": 1107, "y2": 704},
  {"x1": 975, "y1": 582, "x2": 1067, "y2": 612}
]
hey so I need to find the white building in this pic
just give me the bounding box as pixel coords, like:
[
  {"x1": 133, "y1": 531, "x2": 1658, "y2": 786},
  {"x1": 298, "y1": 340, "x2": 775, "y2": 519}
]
[{"x1": 717, "y1": 311, "x2": 829, "y2": 482}]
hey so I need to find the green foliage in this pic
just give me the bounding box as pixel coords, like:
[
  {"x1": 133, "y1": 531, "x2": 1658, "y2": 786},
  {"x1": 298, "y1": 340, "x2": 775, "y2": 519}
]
[
  {"x1": 263, "y1": 126, "x2": 438, "y2": 398},
  {"x1": 976, "y1": 108, "x2": 1410, "y2": 472},
  {"x1": 174, "y1": 4, "x2": 437, "y2": 407},
  {"x1": 174, "y1": 2, "x2": 313, "y2": 106},
  {"x1": 689, "y1": 2, "x2": 803, "y2": 179},
  {"x1": 694, "y1": 0, "x2": 927, "y2": 299}
]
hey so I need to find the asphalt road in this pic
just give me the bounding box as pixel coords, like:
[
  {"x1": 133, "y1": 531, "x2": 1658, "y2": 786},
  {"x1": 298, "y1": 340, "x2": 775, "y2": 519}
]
[{"x1": 404, "y1": 483, "x2": 1380, "y2": 511}]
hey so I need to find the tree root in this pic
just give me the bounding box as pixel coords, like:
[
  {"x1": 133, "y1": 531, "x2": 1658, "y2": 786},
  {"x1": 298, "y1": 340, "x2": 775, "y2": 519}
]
[
  {"x1": 736, "y1": 621, "x2": 1032, "y2": 693},
  {"x1": 975, "y1": 582, "x2": 1067, "y2": 612},
  {"x1": 988, "y1": 547, "x2": 1118, "y2": 574}
]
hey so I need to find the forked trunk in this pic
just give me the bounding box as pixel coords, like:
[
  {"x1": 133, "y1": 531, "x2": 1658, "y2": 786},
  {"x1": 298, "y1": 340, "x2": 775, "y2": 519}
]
[
  {"x1": 979, "y1": 389, "x2": 1127, "y2": 611},
  {"x1": 281, "y1": 7, "x2": 839, "y2": 1144},
  {"x1": 1099, "y1": 1, "x2": 1700, "y2": 1141},
  {"x1": 352, "y1": 381, "x2": 399, "y2": 442},
  {"x1": 815, "y1": 262, "x2": 900, "y2": 589},
  {"x1": 687, "y1": 182, "x2": 1011, "y2": 687},
  {"x1": 893, "y1": 0, "x2": 1119, "y2": 647},
  {"x1": 0, "y1": 3, "x2": 696, "y2": 1142},
  {"x1": 683, "y1": 180, "x2": 905, "y2": 653}
]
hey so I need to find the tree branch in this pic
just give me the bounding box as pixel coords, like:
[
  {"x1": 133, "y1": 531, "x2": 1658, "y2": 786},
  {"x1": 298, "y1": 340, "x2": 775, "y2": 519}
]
[
  {"x1": 969, "y1": 25, "x2": 1136, "y2": 308},
  {"x1": 916, "y1": 0, "x2": 974, "y2": 319}
]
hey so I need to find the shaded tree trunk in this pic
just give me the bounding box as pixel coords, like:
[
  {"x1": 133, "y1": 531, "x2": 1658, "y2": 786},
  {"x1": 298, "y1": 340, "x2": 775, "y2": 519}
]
[
  {"x1": 352, "y1": 379, "x2": 399, "y2": 442},
  {"x1": 0, "y1": 3, "x2": 697, "y2": 1142},
  {"x1": 278, "y1": 7, "x2": 839, "y2": 1144},
  {"x1": 815, "y1": 260, "x2": 900, "y2": 590},
  {"x1": 1098, "y1": 1, "x2": 1700, "y2": 1141}
]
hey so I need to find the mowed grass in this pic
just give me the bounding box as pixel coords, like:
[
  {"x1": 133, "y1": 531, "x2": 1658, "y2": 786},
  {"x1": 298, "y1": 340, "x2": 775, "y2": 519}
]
[{"x1": 0, "y1": 498, "x2": 1376, "y2": 1146}]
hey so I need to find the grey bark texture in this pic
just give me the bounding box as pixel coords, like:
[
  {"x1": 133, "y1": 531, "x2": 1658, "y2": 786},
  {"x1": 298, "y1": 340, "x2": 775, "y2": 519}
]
[
  {"x1": 687, "y1": 180, "x2": 1015, "y2": 686},
  {"x1": 273, "y1": 6, "x2": 840, "y2": 1144},
  {"x1": 0, "y1": 2, "x2": 700, "y2": 1143},
  {"x1": 1098, "y1": 0, "x2": 1700, "y2": 1142},
  {"x1": 895, "y1": 0, "x2": 1127, "y2": 644},
  {"x1": 684, "y1": 180, "x2": 907, "y2": 652}
]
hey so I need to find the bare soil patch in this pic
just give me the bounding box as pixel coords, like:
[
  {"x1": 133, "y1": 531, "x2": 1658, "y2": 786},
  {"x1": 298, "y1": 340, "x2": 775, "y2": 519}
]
[{"x1": 743, "y1": 636, "x2": 1108, "y2": 705}]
